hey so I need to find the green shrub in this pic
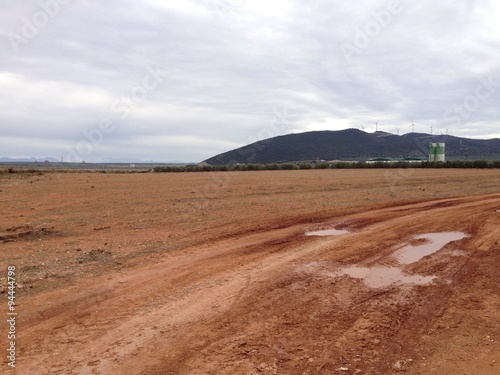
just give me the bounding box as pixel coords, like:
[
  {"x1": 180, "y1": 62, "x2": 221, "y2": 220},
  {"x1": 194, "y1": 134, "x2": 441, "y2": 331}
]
[{"x1": 152, "y1": 159, "x2": 500, "y2": 172}]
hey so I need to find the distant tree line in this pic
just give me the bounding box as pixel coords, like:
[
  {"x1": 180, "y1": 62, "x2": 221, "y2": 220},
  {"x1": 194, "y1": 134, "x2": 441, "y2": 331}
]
[{"x1": 153, "y1": 160, "x2": 500, "y2": 172}]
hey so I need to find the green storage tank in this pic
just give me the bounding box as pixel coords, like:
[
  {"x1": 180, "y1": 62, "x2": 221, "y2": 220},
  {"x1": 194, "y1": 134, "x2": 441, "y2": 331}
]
[
  {"x1": 429, "y1": 143, "x2": 445, "y2": 162},
  {"x1": 436, "y1": 143, "x2": 445, "y2": 162}
]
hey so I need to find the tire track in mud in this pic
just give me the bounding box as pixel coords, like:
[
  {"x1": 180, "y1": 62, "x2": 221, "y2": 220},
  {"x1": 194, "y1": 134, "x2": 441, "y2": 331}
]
[
  {"x1": 17, "y1": 194, "x2": 500, "y2": 374},
  {"x1": 166, "y1": 195, "x2": 500, "y2": 374}
]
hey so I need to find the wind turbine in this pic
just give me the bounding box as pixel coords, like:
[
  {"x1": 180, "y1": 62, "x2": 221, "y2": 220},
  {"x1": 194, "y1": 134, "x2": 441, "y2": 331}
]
[
  {"x1": 375, "y1": 120, "x2": 378, "y2": 132},
  {"x1": 396, "y1": 128, "x2": 400, "y2": 135},
  {"x1": 429, "y1": 124, "x2": 433, "y2": 135},
  {"x1": 410, "y1": 121, "x2": 415, "y2": 132},
  {"x1": 360, "y1": 123, "x2": 365, "y2": 131}
]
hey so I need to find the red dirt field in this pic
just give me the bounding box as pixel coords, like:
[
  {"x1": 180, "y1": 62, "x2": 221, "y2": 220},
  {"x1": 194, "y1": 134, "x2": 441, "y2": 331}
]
[{"x1": 1, "y1": 169, "x2": 499, "y2": 374}]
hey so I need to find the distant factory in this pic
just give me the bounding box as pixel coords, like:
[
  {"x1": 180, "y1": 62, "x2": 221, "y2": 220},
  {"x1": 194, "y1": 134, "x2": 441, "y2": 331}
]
[
  {"x1": 366, "y1": 157, "x2": 427, "y2": 163},
  {"x1": 366, "y1": 143, "x2": 446, "y2": 164}
]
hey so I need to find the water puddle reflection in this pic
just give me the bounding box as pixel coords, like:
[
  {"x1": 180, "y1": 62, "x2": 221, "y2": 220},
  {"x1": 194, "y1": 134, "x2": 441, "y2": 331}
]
[
  {"x1": 334, "y1": 266, "x2": 436, "y2": 288},
  {"x1": 303, "y1": 228, "x2": 469, "y2": 289},
  {"x1": 393, "y1": 232, "x2": 468, "y2": 264}
]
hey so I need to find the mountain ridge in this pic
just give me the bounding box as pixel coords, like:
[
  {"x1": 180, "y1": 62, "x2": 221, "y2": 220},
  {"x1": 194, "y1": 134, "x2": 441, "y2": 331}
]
[{"x1": 204, "y1": 129, "x2": 500, "y2": 165}]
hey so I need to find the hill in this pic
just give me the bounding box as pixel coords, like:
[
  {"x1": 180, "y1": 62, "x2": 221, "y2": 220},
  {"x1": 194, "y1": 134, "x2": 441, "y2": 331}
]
[{"x1": 204, "y1": 129, "x2": 500, "y2": 165}]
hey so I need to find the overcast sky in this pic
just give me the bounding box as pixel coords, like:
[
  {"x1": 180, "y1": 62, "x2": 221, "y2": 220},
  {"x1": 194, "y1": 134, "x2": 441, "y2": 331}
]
[{"x1": 1, "y1": 0, "x2": 500, "y2": 162}]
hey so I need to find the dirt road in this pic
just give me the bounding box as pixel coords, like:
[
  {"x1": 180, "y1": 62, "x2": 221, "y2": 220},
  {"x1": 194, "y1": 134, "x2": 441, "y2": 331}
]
[{"x1": 1, "y1": 170, "x2": 499, "y2": 374}]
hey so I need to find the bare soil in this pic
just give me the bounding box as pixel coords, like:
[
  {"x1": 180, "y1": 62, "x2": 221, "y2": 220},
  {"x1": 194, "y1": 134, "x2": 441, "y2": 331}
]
[{"x1": 1, "y1": 169, "x2": 499, "y2": 374}]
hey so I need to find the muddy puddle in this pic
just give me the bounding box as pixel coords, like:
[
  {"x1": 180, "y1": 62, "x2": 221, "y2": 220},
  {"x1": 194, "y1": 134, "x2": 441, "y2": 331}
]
[
  {"x1": 393, "y1": 232, "x2": 468, "y2": 264},
  {"x1": 304, "y1": 230, "x2": 469, "y2": 289},
  {"x1": 333, "y1": 266, "x2": 436, "y2": 288},
  {"x1": 305, "y1": 228, "x2": 350, "y2": 236}
]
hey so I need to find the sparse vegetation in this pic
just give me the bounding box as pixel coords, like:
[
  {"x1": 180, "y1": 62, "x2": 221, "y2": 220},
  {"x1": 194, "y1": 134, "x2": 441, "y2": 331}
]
[{"x1": 153, "y1": 160, "x2": 500, "y2": 172}]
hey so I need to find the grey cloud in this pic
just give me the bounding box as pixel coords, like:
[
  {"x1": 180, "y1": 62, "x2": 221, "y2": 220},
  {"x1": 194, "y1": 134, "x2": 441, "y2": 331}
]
[{"x1": 1, "y1": 0, "x2": 499, "y2": 162}]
